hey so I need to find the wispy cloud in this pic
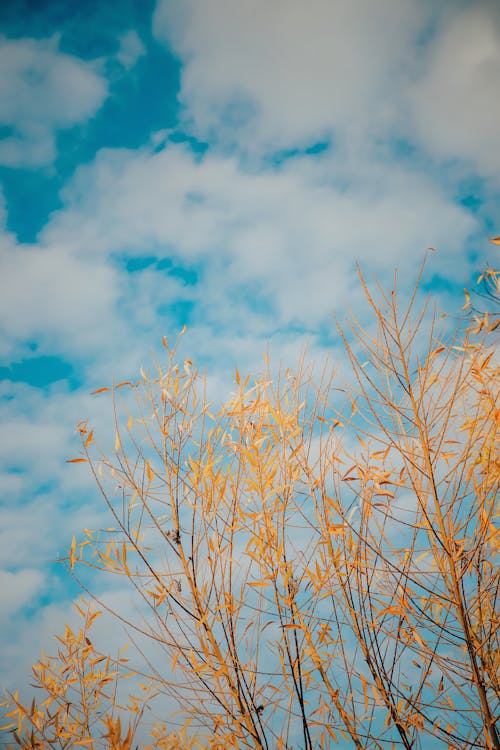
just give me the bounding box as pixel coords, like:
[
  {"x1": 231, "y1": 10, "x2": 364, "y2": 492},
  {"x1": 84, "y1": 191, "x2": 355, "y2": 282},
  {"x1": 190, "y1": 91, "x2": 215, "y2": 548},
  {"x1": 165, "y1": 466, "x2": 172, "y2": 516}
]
[
  {"x1": 407, "y1": 2, "x2": 500, "y2": 177},
  {"x1": 116, "y1": 29, "x2": 146, "y2": 71},
  {"x1": 0, "y1": 35, "x2": 107, "y2": 167}
]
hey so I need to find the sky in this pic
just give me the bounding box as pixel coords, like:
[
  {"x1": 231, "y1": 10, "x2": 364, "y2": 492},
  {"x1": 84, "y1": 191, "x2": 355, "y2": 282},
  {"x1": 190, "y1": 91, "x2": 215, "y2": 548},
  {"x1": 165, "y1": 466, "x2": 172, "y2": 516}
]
[{"x1": 0, "y1": 0, "x2": 499, "y2": 739}]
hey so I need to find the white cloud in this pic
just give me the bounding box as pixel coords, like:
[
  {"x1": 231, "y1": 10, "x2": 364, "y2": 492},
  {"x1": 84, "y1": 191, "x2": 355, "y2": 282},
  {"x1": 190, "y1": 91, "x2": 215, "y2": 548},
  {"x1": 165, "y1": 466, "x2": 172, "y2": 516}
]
[
  {"x1": 408, "y1": 3, "x2": 500, "y2": 175},
  {"x1": 0, "y1": 35, "x2": 107, "y2": 167},
  {"x1": 0, "y1": 236, "x2": 120, "y2": 360},
  {"x1": 153, "y1": 0, "x2": 500, "y2": 180},
  {"x1": 42, "y1": 141, "x2": 476, "y2": 333},
  {"x1": 153, "y1": 0, "x2": 424, "y2": 151},
  {"x1": 116, "y1": 29, "x2": 146, "y2": 70},
  {"x1": 0, "y1": 569, "x2": 45, "y2": 621}
]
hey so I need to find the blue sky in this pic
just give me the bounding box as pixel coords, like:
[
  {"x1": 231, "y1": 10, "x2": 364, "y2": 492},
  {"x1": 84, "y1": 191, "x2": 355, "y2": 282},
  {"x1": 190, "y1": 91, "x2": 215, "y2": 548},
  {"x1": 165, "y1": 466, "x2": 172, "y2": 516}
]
[{"x1": 0, "y1": 0, "x2": 499, "y2": 735}]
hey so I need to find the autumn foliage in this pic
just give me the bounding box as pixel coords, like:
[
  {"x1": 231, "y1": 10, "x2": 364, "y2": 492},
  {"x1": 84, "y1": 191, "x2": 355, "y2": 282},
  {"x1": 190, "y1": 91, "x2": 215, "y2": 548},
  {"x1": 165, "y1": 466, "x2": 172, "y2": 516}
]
[{"x1": 2, "y1": 264, "x2": 499, "y2": 749}]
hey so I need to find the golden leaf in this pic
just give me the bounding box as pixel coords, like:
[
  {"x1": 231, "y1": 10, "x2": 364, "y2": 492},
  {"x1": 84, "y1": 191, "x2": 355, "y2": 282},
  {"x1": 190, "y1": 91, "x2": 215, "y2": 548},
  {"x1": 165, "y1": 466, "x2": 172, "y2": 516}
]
[
  {"x1": 247, "y1": 581, "x2": 270, "y2": 588},
  {"x1": 69, "y1": 536, "x2": 77, "y2": 570}
]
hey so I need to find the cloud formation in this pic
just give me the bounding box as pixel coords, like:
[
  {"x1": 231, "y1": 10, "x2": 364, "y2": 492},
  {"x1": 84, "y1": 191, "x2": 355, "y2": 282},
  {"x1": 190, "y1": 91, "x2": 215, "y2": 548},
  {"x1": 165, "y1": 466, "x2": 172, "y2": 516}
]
[
  {"x1": 153, "y1": 0, "x2": 424, "y2": 150},
  {"x1": 408, "y1": 3, "x2": 500, "y2": 175},
  {"x1": 153, "y1": 0, "x2": 500, "y2": 183},
  {"x1": 0, "y1": 35, "x2": 107, "y2": 167},
  {"x1": 43, "y1": 142, "x2": 475, "y2": 332}
]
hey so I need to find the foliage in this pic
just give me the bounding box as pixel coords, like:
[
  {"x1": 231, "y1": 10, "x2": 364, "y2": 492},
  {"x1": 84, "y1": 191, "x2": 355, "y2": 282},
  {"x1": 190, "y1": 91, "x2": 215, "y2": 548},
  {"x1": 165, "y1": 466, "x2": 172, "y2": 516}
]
[
  {"x1": 463, "y1": 267, "x2": 500, "y2": 333},
  {"x1": 2, "y1": 266, "x2": 499, "y2": 749},
  {"x1": 0, "y1": 602, "x2": 202, "y2": 749},
  {"x1": 462, "y1": 238, "x2": 500, "y2": 332}
]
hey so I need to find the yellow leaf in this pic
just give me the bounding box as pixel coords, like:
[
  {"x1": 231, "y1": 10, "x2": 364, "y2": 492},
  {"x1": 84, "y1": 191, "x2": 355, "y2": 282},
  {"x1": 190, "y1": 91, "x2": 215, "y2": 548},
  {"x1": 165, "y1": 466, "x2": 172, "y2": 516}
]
[
  {"x1": 91, "y1": 387, "x2": 109, "y2": 394},
  {"x1": 172, "y1": 651, "x2": 179, "y2": 672},
  {"x1": 360, "y1": 673, "x2": 369, "y2": 713},
  {"x1": 414, "y1": 551, "x2": 429, "y2": 564},
  {"x1": 70, "y1": 536, "x2": 77, "y2": 570},
  {"x1": 87, "y1": 610, "x2": 102, "y2": 626},
  {"x1": 430, "y1": 346, "x2": 446, "y2": 358},
  {"x1": 371, "y1": 684, "x2": 384, "y2": 706},
  {"x1": 326, "y1": 726, "x2": 339, "y2": 742},
  {"x1": 66, "y1": 458, "x2": 87, "y2": 463},
  {"x1": 328, "y1": 524, "x2": 345, "y2": 535},
  {"x1": 0, "y1": 722, "x2": 16, "y2": 731},
  {"x1": 85, "y1": 430, "x2": 94, "y2": 448},
  {"x1": 247, "y1": 581, "x2": 270, "y2": 588},
  {"x1": 489, "y1": 236, "x2": 500, "y2": 245}
]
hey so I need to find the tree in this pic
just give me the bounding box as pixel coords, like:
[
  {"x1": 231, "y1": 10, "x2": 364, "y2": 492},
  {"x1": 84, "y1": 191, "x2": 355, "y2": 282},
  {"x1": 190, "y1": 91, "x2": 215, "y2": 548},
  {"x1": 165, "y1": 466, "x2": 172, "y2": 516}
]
[
  {"x1": 0, "y1": 603, "x2": 198, "y2": 750},
  {"x1": 2, "y1": 266, "x2": 499, "y2": 749}
]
